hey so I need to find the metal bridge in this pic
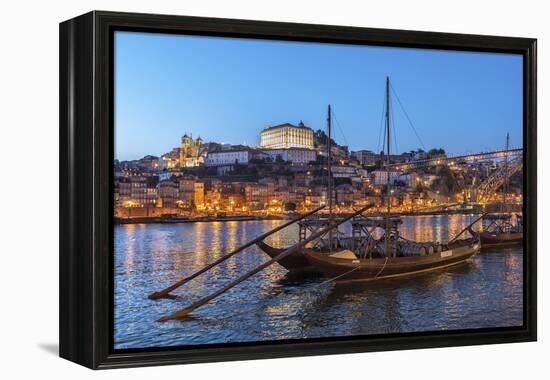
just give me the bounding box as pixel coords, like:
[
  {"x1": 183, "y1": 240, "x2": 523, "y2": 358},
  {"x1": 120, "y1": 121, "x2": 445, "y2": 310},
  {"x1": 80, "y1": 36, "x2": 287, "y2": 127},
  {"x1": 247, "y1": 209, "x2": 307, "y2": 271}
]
[
  {"x1": 474, "y1": 156, "x2": 523, "y2": 203},
  {"x1": 389, "y1": 148, "x2": 523, "y2": 171}
]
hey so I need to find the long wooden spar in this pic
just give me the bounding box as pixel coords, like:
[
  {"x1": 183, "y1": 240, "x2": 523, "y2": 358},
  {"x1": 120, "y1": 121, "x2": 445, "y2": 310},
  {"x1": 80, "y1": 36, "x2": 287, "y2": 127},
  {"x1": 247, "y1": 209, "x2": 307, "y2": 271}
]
[
  {"x1": 158, "y1": 204, "x2": 373, "y2": 321},
  {"x1": 148, "y1": 206, "x2": 325, "y2": 300},
  {"x1": 447, "y1": 213, "x2": 487, "y2": 244}
]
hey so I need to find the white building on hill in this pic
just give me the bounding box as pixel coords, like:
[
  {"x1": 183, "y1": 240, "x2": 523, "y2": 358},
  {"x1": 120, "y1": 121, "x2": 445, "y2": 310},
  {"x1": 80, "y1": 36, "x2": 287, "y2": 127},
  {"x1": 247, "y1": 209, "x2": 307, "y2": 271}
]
[{"x1": 260, "y1": 122, "x2": 314, "y2": 149}]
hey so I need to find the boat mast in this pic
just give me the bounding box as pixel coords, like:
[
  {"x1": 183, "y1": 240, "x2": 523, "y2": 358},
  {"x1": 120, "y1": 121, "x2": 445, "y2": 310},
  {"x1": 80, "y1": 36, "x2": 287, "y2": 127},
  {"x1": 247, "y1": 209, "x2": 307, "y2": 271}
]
[
  {"x1": 327, "y1": 104, "x2": 333, "y2": 250},
  {"x1": 327, "y1": 104, "x2": 333, "y2": 218},
  {"x1": 503, "y1": 132, "x2": 510, "y2": 209},
  {"x1": 385, "y1": 77, "x2": 393, "y2": 257}
]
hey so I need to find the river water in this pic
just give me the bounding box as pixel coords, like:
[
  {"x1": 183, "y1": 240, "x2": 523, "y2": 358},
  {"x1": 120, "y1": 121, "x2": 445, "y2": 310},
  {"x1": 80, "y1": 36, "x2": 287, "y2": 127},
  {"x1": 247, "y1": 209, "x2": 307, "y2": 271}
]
[{"x1": 114, "y1": 214, "x2": 523, "y2": 350}]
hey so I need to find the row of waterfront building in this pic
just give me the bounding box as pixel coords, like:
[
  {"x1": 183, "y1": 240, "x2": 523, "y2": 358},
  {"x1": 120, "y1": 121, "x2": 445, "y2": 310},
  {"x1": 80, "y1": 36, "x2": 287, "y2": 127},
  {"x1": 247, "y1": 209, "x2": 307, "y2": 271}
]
[{"x1": 115, "y1": 171, "x2": 442, "y2": 217}]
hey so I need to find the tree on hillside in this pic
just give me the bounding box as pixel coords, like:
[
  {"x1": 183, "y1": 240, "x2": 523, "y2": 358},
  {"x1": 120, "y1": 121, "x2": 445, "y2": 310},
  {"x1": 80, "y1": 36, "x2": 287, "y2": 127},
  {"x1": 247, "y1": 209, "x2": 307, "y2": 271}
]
[
  {"x1": 314, "y1": 129, "x2": 337, "y2": 147},
  {"x1": 435, "y1": 165, "x2": 459, "y2": 196},
  {"x1": 428, "y1": 148, "x2": 446, "y2": 157}
]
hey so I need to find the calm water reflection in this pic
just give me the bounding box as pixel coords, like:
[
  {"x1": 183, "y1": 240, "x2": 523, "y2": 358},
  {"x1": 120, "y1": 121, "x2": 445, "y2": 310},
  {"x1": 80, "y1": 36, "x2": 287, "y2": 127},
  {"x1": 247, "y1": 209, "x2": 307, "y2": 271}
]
[{"x1": 114, "y1": 215, "x2": 523, "y2": 349}]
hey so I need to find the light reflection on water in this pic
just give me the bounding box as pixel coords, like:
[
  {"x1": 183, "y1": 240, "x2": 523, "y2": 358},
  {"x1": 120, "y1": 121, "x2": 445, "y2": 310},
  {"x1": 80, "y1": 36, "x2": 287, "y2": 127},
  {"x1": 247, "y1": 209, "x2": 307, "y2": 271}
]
[{"x1": 114, "y1": 215, "x2": 523, "y2": 350}]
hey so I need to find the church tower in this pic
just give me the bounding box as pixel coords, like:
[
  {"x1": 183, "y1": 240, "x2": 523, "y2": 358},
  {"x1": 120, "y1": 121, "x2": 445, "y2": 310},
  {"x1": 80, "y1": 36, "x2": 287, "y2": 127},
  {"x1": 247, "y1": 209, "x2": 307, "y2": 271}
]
[{"x1": 180, "y1": 134, "x2": 191, "y2": 166}]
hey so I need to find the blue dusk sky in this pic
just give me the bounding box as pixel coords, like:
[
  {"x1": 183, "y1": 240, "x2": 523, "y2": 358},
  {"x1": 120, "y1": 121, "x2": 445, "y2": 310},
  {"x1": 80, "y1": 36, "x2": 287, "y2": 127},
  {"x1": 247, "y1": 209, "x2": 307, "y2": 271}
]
[{"x1": 114, "y1": 31, "x2": 523, "y2": 161}]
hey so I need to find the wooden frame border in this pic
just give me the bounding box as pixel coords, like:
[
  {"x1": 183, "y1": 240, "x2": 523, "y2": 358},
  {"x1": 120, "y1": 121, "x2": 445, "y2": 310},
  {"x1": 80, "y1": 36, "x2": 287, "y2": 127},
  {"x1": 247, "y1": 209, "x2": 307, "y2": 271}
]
[{"x1": 59, "y1": 11, "x2": 537, "y2": 369}]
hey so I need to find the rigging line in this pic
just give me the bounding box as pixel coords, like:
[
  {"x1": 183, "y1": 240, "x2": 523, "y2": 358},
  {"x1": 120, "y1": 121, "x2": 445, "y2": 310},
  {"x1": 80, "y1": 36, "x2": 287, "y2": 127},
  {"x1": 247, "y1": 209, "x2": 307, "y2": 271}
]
[
  {"x1": 306, "y1": 251, "x2": 389, "y2": 286},
  {"x1": 331, "y1": 108, "x2": 350, "y2": 148},
  {"x1": 377, "y1": 90, "x2": 386, "y2": 154},
  {"x1": 309, "y1": 254, "x2": 387, "y2": 289},
  {"x1": 390, "y1": 97, "x2": 398, "y2": 155},
  {"x1": 389, "y1": 83, "x2": 427, "y2": 151},
  {"x1": 374, "y1": 256, "x2": 389, "y2": 278}
]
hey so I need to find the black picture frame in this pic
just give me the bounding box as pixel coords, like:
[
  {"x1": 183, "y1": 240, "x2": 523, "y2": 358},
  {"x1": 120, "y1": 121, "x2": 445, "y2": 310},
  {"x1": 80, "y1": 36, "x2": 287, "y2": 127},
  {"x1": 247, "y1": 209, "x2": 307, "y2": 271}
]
[{"x1": 59, "y1": 10, "x2": 537, "y2": 369}]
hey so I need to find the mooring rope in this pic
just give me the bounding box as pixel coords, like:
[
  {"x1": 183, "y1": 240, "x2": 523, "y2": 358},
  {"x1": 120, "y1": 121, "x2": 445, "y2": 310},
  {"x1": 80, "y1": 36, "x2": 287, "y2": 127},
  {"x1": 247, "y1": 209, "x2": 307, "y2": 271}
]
[
  {"x1": 374, "y1": 256, "x2": 389, "y2": 279},
  {"x1": 314, "y1": 251, "x2": 390, "y2": 287},
  {"x1": 317, "y1": 265, "x2": 362, "y2": 286}
]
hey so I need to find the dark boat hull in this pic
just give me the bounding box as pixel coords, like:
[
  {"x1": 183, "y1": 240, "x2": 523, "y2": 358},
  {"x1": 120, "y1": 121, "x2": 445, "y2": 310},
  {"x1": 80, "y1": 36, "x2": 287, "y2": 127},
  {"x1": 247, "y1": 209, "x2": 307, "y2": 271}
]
[
  {"x1": 479, "y1": 231, "x2": 523, "y2": 247},
  {"x1": 303, "y1": 239, "x2": 480, "y2": 283},
  {"x1": 256, "y1": 240, "x2": 317, "y2": 272}
]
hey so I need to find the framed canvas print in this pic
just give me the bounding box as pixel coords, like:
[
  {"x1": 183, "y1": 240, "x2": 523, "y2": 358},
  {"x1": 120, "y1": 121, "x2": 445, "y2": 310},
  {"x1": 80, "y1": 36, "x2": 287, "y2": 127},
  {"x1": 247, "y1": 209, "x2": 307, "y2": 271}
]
[{"x1": 59, "y1": 11, "x2": 537, "y2": 369}]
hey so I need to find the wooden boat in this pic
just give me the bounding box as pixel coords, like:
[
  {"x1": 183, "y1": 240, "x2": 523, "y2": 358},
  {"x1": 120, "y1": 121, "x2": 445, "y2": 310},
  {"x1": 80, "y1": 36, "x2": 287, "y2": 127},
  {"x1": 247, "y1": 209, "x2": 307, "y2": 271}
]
[
  {"x1": 303, "y1": 241, "x2": 479, "y2": 282},
  {"x1": 479, "y1": 231, "x2": 522, "y2": 247},
  {"x1": 262, "y1": 216, "x2": 480, "y2": 278},
  {"x1": 303, "y1": 221, "x2": 480, "y2": 282},
  {"x1": 480, "y1": 214, "x2": 523, "y2": 248}
]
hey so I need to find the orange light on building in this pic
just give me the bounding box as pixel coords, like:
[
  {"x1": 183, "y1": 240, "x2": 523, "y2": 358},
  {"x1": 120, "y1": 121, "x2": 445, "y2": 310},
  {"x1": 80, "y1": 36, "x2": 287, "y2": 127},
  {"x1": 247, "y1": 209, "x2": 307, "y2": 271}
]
[{"x1": 123, "y1": 200, "x2": 138, "y2": 208}]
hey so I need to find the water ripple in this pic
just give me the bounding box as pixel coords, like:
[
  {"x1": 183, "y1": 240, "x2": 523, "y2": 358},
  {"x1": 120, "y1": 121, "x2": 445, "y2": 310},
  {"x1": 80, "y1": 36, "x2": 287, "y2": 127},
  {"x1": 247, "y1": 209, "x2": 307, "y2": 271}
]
[{"x1": 114, "y1": 216, "x2": 523, "y2": 349}]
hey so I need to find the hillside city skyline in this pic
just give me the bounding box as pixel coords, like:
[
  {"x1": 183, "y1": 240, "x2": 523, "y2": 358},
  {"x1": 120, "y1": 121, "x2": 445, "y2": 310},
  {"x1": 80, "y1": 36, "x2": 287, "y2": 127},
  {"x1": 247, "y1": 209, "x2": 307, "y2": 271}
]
[{"x1": 114, "y1": 120, "x2": 517, "y2": 162}]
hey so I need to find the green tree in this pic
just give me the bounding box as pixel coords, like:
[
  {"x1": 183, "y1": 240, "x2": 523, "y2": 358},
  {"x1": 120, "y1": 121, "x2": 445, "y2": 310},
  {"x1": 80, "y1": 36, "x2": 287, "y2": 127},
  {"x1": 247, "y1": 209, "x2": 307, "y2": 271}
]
[
  {"x1": 314, "y1": 129, "x2": 337, "y2": 147},
  {"x1": 428, "y1": 148, "x2": 446, "y2": 157}
]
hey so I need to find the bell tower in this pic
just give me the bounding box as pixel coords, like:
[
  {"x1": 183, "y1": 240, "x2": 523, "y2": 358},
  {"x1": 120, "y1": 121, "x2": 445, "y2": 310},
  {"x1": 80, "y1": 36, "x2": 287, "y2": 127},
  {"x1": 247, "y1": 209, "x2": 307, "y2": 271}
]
[{"x1": 180, "y1": 133, "x2": 191, "y2": 166}]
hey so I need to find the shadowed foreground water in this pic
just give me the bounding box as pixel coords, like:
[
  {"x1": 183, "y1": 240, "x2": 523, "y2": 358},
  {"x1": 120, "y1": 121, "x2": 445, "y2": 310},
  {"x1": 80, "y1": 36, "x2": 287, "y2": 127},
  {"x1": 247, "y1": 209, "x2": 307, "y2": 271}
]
[{"x1": 114, "y1": 215, "x2": 523, "y2": 350}]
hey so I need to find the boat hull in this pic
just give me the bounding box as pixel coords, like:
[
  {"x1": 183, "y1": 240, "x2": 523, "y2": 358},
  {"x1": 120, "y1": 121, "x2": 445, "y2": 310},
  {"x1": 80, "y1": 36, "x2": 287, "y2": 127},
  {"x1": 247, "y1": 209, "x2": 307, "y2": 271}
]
[
  {"x1": 256, "y1": 241, "x2": 317, "y2": 272},
  {"x1": 479, "y1": 231, "x2": 523, "y2": 247},
  {"x1": 303, "y1": 239, "x2": 480, "y2": 283}
]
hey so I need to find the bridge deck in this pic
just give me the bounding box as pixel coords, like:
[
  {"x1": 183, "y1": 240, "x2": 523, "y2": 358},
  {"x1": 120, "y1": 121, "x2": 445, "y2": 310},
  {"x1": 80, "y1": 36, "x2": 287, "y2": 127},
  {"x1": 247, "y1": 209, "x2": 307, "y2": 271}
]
[{"x1": 390, "y1": 148, "x2": 522, "y2": 170}]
